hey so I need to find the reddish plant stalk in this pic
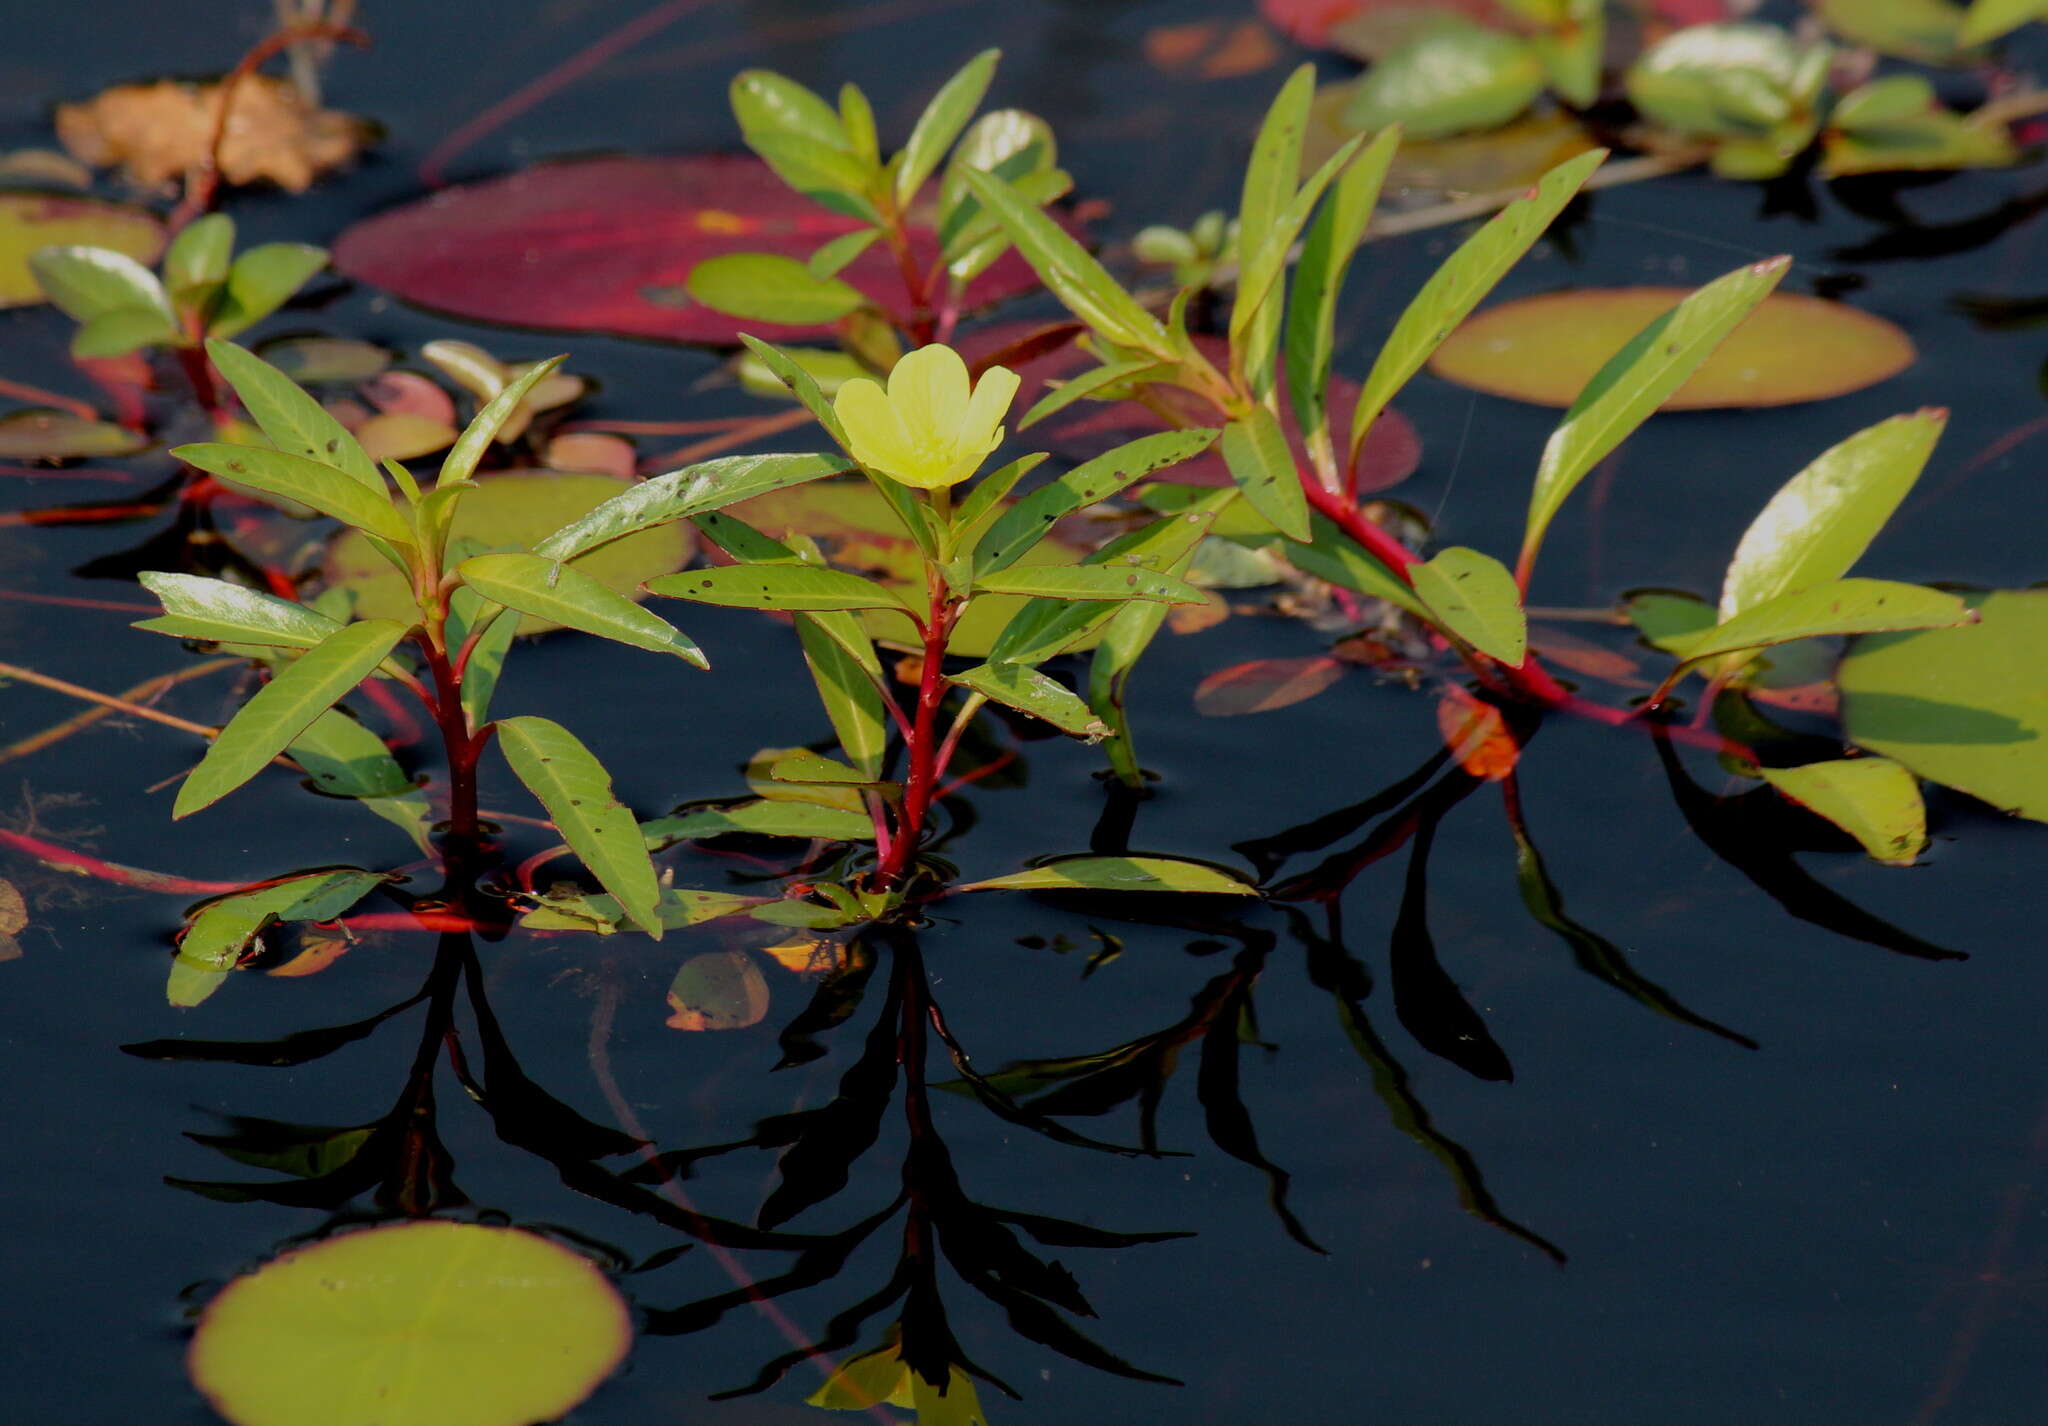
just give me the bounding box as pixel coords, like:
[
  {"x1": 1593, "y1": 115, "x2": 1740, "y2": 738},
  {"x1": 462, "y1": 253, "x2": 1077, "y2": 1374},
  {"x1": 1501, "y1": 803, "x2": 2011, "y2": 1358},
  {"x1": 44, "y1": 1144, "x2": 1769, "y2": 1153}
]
[
  {"x1": 411, "y1": 632, "x2": 489, "y2": 863},
  {"x1": 872, "y1": 572, "x2": 956, "y2": 891}
]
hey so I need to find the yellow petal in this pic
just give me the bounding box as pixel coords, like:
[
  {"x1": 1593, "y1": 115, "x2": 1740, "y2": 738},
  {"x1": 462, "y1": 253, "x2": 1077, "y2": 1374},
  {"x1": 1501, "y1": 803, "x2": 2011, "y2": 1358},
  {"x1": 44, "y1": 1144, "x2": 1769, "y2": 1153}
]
[
  {"x1": 960, "y1": 364, "x2": 1020, "y2": 452},
  {"x1": 886, "y1": 344, "x2": 972, "y2": 446},
  {"x1": 833, "y1": 375, "x2": 915, "y2": 476}
]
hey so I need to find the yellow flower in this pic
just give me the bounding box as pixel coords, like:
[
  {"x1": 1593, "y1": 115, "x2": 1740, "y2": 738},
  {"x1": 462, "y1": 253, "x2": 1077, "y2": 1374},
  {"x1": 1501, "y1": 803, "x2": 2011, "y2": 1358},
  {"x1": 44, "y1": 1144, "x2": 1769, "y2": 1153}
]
[{"x1": 832, "y1": 344, "x2": 1020, "y2": 491}]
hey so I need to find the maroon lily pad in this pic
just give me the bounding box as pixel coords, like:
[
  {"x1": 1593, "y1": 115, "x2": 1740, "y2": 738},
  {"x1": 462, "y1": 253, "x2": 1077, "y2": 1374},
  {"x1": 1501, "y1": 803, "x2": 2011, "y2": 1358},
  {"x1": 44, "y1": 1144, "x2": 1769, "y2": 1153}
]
[{"x1": 332, "y1": 155, "x2": 1072, "y2": 345}]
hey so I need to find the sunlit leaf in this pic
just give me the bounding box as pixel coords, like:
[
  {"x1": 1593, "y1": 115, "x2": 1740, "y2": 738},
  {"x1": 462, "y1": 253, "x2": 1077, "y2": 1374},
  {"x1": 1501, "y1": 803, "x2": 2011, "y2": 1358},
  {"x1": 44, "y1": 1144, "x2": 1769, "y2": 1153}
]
[
  {"x1": 1431, "y1": 287, "x2": 1917, "y2": 409},
  {"x1": 1410, "y1": 546, "x2": 1526, "y2": 663},
  {"x1": 174, "y1": 621, "x2": 409, "y2": 819},
  {"x1": 210, "y1": 242, "x2": 327, "y2": 339},
  {"x1": 188, "y1": 1221, "x2": 630, "y2": 1426},
  {"x1": 642, "y1": 798, "x2": 875, "y2": 845},
  {"x1": 686, "y1": 253, "x2": 867, "y2": 325},
  {"x1": 1813, "y1": 0, "x2": 1978, "y2": 63},
  {"x1": 26, "y1": 243, "x2": 173, "y2": 330},
  {"x1": 971, "y1": 565, "x2": 1206, "y2": 605},
  {"x1": 1342, "y1": 18, "x2": 1546, "y2": 139},
  {"x1": 960, "y1": 855, "x2": 1258, "y2": 894},
  {"x1": 437, "y1": 354, "x2": 568, "y2": 490},
  {"x1": 0, "y1": 408, "x2": 147, "y2": 459},
  {"x1": 135, "y1": 571, "x2": 346, "y2": 650},
  {"x1": 647, "y1": 563, "x2": 914, "y2": 614},
  {"x1": 666, "y1": 950, "x2": 773, "y2": 1031},
  {"x1": 0, "y1": 192, "x2": 161, "y2": 307},
  {"x1": 287, "y1": 709, "x2": 433, "y2": 850},
  {"x1": 1759, "y1": 758, "x2": 1929, "y2": 864},
  {"x1": 1839, "y1": 589, "x2": 2048, "y2": 822},
  {"x1": 1193, "y1": 656, "x2": 1345, "y2": 716},
  {"x1": 1287, "y1": 127, "x2": 1399, "y2": 471},
  {"x1": 897, "y1": 48, "x2": 1000, "y2": 206},
  {"x1": 1957, "y1": 0, "x2": 2047, "y2": 46},
  {"x1": 1625, "y1": 589, "x2": 1718, "y2": 651},
  {"x1": 1220, "y1": 408, "x2": 1310, "y2": 543},
  {"x1": 1669, "y1": 579, "x2": 1972, "y2": 666},
  {"x1": 497, "y1": 716, "x2": 663, "y2": 938},
  {"x1": 948, "y1": 661, "x2": 1109, "y2": 737},
  {"x1": 206, "y1": 339, "x2": 380, "y2": 492},
  {"x1": 797, "y1": 611, "x2": 890, "y2": 779},
  {"x1": 974, "y1": 429, "x2": 1218, "y2": 574},
  {"x1": 164, "y1": 214, "x2": 233, "y2": 309},
  {"x1": 459, "y1": 552, "x2": 706, "y2": 665},
  {"x1": 173, "y1": 443, "x2": 414, "y2": 548},
  {"x1": 168, "y1": 868, "x2": 385, "y2": 1008}
]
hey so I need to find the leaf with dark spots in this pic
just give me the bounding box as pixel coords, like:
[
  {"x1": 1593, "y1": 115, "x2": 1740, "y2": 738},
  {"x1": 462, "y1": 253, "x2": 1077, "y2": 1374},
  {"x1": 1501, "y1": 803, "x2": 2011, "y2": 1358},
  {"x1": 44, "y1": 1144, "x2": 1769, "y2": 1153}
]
[
  {"x1": 1390, "y1": 815, "x2": 1515, "y2": 1083},
  {"x1": 333, "y1": 155, "x2": 1081, "y2": 344}
]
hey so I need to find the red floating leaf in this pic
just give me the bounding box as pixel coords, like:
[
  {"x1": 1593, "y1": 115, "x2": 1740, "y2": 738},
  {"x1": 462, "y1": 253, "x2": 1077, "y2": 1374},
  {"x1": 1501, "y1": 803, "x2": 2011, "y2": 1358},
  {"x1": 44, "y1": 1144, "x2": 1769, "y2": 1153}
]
[
  {"x1": 332, "y1": 155, "x2": 1073, "y2": 345},
  {"x1": 1259, "y1": 0, "x2": 1503, "y2": 48},
  {"x1": 1436, "y1": 687, "x2": 1519, "y2": 781},
  {"x1": 1195, "y1": 655, "x2": 1346, "y2": 716}
]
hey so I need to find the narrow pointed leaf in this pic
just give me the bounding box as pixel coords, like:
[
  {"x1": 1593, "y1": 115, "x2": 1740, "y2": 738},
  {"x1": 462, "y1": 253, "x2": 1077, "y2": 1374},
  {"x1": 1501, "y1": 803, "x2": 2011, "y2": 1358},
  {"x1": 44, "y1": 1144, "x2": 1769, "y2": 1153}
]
[
  {"x1": 971, "y1": 565, "x2": 1204, "y2": 605},
  {"x1": 1230, "y1": 64, "x2": 1316, "y2": 398},
  {"x1": 797, "y1": 612, "x2": 889, "y2": 779},
  {"x1": 647, "y1": 564, "x2": 915, "y2": 614},
  {"x1": 497, "y1": 716, "x2": 662, "y2": 937},
  {"x1": 449, "y1": 584, "x2": 516, "y2": 728},
  {"x1": 1410, "y1": 547, "x2": 1526, "y2": 664},
  {"x1": 1958, "y1": 0, "x2": 2047, "y2": 46},
  {"x1": 1286, "y1": 127, "x2": 1399, "y2": 467},
  {"x1": 1760, "y1": 758, "x2": 1929, "y2": 865},
  {"x1": 951, "y1": 452, "x2": 1047, "y2": 551},
  {"x1": 975, "y1": 429, "x2": 1217, "y2": 574},
  {"x1": 288, "y1": 710, "x2": 433, "y2": 850},
  {"x1": 949, "y1": 662, "x2": 1109, "y2": 738},
  {"x1": 136, "y1": 572, "x2": 346, "y2": 650},
  {"x1": 205, "y1": 340, "x2": 381, "y2": 492},
  {"x1": 1283, "y1": 514, "x2": 1429, "y2": 619},
  {"x1": 1220, "y1": 408, "x2": 1309, "y2": 542},
  {"x1": 174, "y1": 620, "x2": 410, "y2": 818},
  {"x1": 1017, "y1": 359, "x2": 1163, "y2": 430},
  {"x1": 172, "y1": 443, "x2": 414, "y2": 547},
  {"x1": 210, "y1": 242, "x2": 328, "y2": 339},
  {"x1": 169, "y1": 869, "x2": 386, "y2": 1007},
  {"x1": 686, "y1": 254, "x2": 867, "y2": 324},
  {"x1": 1522, "y1": 256, "x2": 1790, "y2": 576},
  {"x1": 458, "y1": 553, "x2": 705, "y2": 665},
  {"x1": 642, "y1": 799, "x2": 875, "y2": 845},
  {"x1": 895, "y1": 48, "x2": 1000, "y2": 206},
  {"x1": 535, "y1": 453, "x2": 852, "y2": 562},
  {"x1": 807, "y1": 227, "x2": 881, "y2": 278},
  {"x1": 1669, "y1": 579, "x2": 1971, "y2": 664},
  {"x1": 959, "y1": 855, "x2": 1257, "y2": 894},
  {"x1": 1350, "y1": 148, "x2": 1605, "y2": 472},
  {"x1": 737, "y1": 336, "x2": 849, "y2": 447},
  {"x1": 438, "y1": 354, "x2": 567, "y2": 489}
]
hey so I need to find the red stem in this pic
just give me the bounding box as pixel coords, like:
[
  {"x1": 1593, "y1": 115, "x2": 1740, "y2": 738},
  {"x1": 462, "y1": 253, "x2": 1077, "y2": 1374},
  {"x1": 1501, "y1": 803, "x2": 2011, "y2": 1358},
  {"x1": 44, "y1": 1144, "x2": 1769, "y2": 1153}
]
[{"x1": 872, "y1": 572, "x2": 953, "y2": 890}]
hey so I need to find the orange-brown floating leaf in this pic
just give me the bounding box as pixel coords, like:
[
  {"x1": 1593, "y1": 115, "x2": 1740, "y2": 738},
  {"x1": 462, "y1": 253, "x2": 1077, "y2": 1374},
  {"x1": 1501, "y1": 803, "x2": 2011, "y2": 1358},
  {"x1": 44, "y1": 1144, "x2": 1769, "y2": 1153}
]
[
  {"x1": 354, "y1": 412, "x2": 455, "y2": 461},
  {"x1": 758, "y1": 936, "x2": 850, "y2": 975},
  {"x1": 1436, "y1": 687, "x2": 1519, "y2": 780},
  {"x1": 265, "y1": 924, "x2": 351, "y2": 978},
  {"x1": 666, "y1": 950, "x2": 770, "y2": 1031},
  {"x1": 0, "y1": 877, "x2": 24, "y2": 963},
  {"x1": 1145, "y1": 19, "x2": 1283, "y2": 77},
  {"x1": 1429, "y1": 288, "x2": 1916, "y2": 408},
  {"x1": 1195, "y1": 656, "x2": 1346, "y2": 716},
  {"x1": 1527, "y1": 629, "x2": 1647, "y2": 685},
  {"x1": 56, "y1": 75, "x2": 367, "y2": 193},
  {"x1": 1168, "y1": 592, "x2": 1231, "y2": 635},
  {"x1": 545, "y1": 432, "x2": 638, "y2": 479}
]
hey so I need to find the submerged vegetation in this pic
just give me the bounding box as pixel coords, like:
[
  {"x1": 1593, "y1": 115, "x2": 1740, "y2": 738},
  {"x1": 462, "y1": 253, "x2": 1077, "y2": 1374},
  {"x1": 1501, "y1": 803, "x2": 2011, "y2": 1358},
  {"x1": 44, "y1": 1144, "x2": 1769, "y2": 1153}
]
[{"x1": 3, "y1": 1, "x2": 2046, "y2": 1423}]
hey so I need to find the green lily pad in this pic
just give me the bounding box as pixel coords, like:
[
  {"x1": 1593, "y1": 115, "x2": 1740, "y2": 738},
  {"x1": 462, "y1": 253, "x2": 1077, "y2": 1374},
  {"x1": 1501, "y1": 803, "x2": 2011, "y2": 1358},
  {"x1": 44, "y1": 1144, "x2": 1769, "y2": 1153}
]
[
  {"x1": 323, "y1": 472, "x2": 694, "y2": 634},
  {"x1": 1838, "y1": 589, "x2": 2048, "y2": 821},
  {"x1": 0, "y1": 191, "x2": 163, "y2": 307},
  {"x1": 188, "y1": 1220, "x2": 632, "y2": 1426},
  {"x1": 0, "y1": 408, "x2": 148, "y2": 459}
]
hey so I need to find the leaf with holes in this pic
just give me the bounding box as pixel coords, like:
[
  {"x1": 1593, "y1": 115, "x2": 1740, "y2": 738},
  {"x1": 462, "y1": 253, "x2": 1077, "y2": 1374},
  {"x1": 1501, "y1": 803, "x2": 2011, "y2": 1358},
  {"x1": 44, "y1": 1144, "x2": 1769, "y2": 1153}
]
[{"x1": 497, "y1": 716, "x2": 662, "y2": 938}]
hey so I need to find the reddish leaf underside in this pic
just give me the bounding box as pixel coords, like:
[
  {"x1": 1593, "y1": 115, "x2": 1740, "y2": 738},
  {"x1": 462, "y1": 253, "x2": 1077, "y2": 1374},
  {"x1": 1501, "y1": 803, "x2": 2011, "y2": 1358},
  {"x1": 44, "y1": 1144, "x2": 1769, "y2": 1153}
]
[
  {"x1": 1258, "y1": 0, "x2": 1504, "y2": 47},
  {"x1": 1195, "y1": 655, "x2": 1347, "y2": 716},
  {"x1": 332, "y1": 155, "x2": 1071, "y2": 345}
]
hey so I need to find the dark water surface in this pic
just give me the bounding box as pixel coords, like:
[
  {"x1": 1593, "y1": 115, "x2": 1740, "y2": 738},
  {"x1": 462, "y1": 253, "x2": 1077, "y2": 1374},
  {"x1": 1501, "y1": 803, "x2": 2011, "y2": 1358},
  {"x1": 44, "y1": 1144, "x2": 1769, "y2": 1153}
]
[{"x1": 3, "y1": 2, "x2": 2046, "y2": 1423}]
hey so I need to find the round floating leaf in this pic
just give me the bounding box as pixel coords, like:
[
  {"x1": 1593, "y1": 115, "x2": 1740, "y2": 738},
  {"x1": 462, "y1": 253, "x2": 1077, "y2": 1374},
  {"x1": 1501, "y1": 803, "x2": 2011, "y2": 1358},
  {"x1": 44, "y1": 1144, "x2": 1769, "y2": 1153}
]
[
  {"x1": 666, "y1": 950, "x2": 771, "y2": 1031},
  {"x1": 324, "y1": 472, "x2": 693, "y2": 633},
  {"x1": 0, "y1": 408, "x2": 147, "y2": 459},
  {"x1": 1839, "y1": 589, "x2": 2048, "y2": 822},
  {"x1": 1428, "y1": 289, "x2": 1915, "y2": 408},
  {"x1": 1342, "y1": 20, "x2": 1546, "y2": 139},
  {"x1": 188, "y1": 1220, "x2": 631, "y2": 1426},
  {"x1": 331, "y1": 155, "x2": 1075, "y2": 344},
  {"x1": 0, "y1": 191, "x2": 163, "y2": 307},
  {"x1": 254, "y1": 335, "x2": 393, "y2": 384}
]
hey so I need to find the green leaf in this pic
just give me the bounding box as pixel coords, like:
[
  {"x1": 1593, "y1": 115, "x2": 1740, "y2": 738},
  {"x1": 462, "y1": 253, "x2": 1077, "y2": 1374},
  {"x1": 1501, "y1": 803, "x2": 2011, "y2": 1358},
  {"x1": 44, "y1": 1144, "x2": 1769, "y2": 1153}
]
[
  {"x1": 1958, "y1": 0, "x2": 2047, "y2": 46},
  {"x1": 438, "y1": 354, "x2": 567, "y2": 489},
  {"x1": 450, "y1": 583, "x2": 517, "y2": 728},
  {"x1": 807, "y1": 227, "x2": 882, "y2": 278},
  {"x1": 1625, "y1": 590, "x2": 1718, "y2": 652},
  {"x1": 1285, "y1": 127, "x2": 1399, "y2": 471},
  {"x1": 135, "y1": 571, "x2": 346, "y2": 649},
  {"x1": 1838, "y1": 589, "x2": 2048, "y2": 822},
  {"x1": 643, "y1": 798, "x2": 875, "y2": 846},
  {"x1": 958, "y1": 855, "x2": 1257, "y2": 894},
  {"x1": 209, "y1": 242, "x2": 327, "y2": 339},
  {"x1": 1350, "y1": 148, "x2": 1605, "y2": 474},
  {"x1": 1343, "y1": 20, "x2": 1546, "y2": 139},
  {"x1": 1668, "y1": 579, "x2": 1972, "y2": 665},
  {"x1": 497, "y1": 716, "x2": 662, "y2": 938},
  {"x1": 1534, "y1": 0, "x2": 1606, "y2": 107},
  {"x1": 288, "y1": 710, "x2": 433, "y2": 851},
  {"x1": 1409, "y1": 546, "x2": 1527, "y2": 664},
  {"x1": 1759, "y1": 758, "x2": 1929, "y2": 865},
  {"x1": 971, "y1": 565, "x2": 1205, "y2": 605},
  {"x1": 974, "y1": 429, "x2": 1218, "y2": 573},
  {"x1": 1719, "y1": 410, "x2": 1944, "y2": 621},
  {"x1": 646, "y1": 563, "x2": 915, "y2": 614},
  {"x1": 948, "y1": 662, "x2": 1109, "y2": 738},
  {"x1": 1017, "y1": 359, "x2": 1164, "y2": 430},
  {"x1": 939, "y1": 107, "x2": 1061, "y2": 258},
  {"x1": 961, "y1": 167, "x2": 1171, "y2": 356},
  {"x1": 205, "y1": 340, "x2": 381, "y2": 492},
  {"x1": 840, "y1": 83, "x2": 880, "y2": 164},
  {"x1": 1219, "y1": 408, "x2": 1309, "y2": 543},
  {"x1": 737, "y1": 336, "x2": 852, "y2": 446},
  {"x1": 732, "y1": 69, "x2": 849, "y2": 151},
  {"x1": 172, "y1": 443, "x2": 414, "y2": 549},
  {"x1": 1520, "y1": 255, "x2": 1790, "y2": 579},
  {"x1": 1281, "y1": 513, "x2": 1430, "y2": 619},
  {"x1": 797, "y1": 612, "x2": 890, "y2": 780},
  {"x1": 169, "y1": 868, "x2": 387, "y2": 1007},
  {"x1": 748, "y1": 137, "x2": 881, "y2": 220},
  {"x1": 1230, "y1": 64, "x2": 1316, "y2": 397},
  {"x1": 950, "y1": 452, "x2": 1047, "y2": 552},
  {"x1": 534, "y1": 452, "x2": 851, "y2": 562},
  {"x1": 521, "y1": 886, "x2": 765, "y2": 934},
  {"x1": 28, "y1": 244, "x2": 175, "y2": 325},
  {"x1": 164, "y1": 213, "x2": 233, "y2": 307},
  {"x1": 459, "y1": 553, "x2": 707, "y2": 666},
  {"x1": 70, "y1": 306, "x2": 180, "y2": 358},
  {"x1": 174, "y1": 620, "x2": 411, "y2": 818},
  {"x1": 686, "y1": 253, "x2": 867, "y2": 325},
  {"x1": 895, "y1": 48, "x2": 1000, "y2": 206}
]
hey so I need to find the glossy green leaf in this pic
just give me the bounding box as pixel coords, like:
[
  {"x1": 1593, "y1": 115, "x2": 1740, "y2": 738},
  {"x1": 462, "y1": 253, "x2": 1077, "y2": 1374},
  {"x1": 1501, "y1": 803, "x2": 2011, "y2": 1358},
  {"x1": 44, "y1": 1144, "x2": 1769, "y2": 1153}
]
[
  {"x1": 1017, "y1": 359, "x2": 1164, "y2": 430},
  {"x1": 1285, "y1": 126, "x2": 1399, "y2": 471},
  {"x1": 521, "y1": 885, "x2": 765, "y2": 934},
  {"x1": 438, "y1": 354, "x2": 568, "y2": 490},
  {"x1": 27, "y1": 244, "x2": 174, "y2": 327},
  {"x1": 174, "y1": 620, "x2": 410, "y2": 818},
  {"x1": 807, "y1": 227, "x2": 882, "y2": 278},
  {"x1": 737, "y1": 336, "x2": 851, "y2": 446},
  {"x1": 188, "y1": 1220, "x2": 631, "y2": 1426},
  {"x1": 685, "y1": 253, "x2": 867, "y2": 325},
  {"x1": 164, "y1": 214, "x2": 233, "y2": 307},
  {"x1": 205, "y1": 340, "x2": 381, "y2": 492},
  {"x1": 1235, "y1": 134, "x2": 1369, "y2": 403},
  {"x1": 449, "y1": 583, "x2": 516, "y2": 728},
  {"x1": 1343, "y1": 20, "x2": 1546, "y2": 139},
  {"x1": 459, "y1": 553, "x2": 706, "y2": 665},
  {"x1": 497, "y1": 716, "x2": 662, "y2": 938},
  {"x1": 895, "y1": 48, "x2": 1000, "y2": 206},
  {"x1": 975, "y1": 429, "x2": 1218, "y2": 573},
  {"x1": 971, "y1": 565, "x2": 1205, "y2": 605},
  {"x1": 534, "y1": 453, "x2": 851, "y2": 562},
  {"x1": 1839, "y1": 590, "x2": 2048, "y2": 822},
  {"x1": 69, "y1": 306, "x2": 180, "y2": 358},
  {"x1": 1720, "y1": 410, "x2": 1944, "y2": 621},
  {"x1": 647, "y1": 563, "x2": 913, "y2": 614},
  {"x1": 172, "y1": 443, "x2": 414, "y2": 548},
  {"x1": 950, "y1": 451, "x2": 1047, "y2": 551},
  {"x1": 948, "y1": 662, "x2": 1108, "y2": 737},
  {"x1": 1958, "y1": 0, "x2": 2047, "y2": 45},
  {"x1": 1350, "y1": 147, "x2": 1605, "y2": 473},
  {"x1": 136, "y1": 572, "x2": 346, "y2": 650},
  {"x1": 957, "y1": 855, "x2": 1257, "y2": 894},
  {"x1": 209, "y1": 242, "x2": 327, "y2": 339},
  {"x1": 1220, "y1": 408, "x2": 1309, "y2": 543},
  {"x1": 1231, "y1": 64, "x2": 1316, "y2": 398},
  {"x1": 169, "y1": 868, "x2": 386, "y2": 1008},
  {"x1": 288, "y1": 710, "x2": 433, "y2": 850},
  {"x1": 797, "y1": 612, "x2": 890, "y2": 780},
  {"x1": 1410, "y1": 547, "x2": 1526, "y2": 664},
  {"x1": 1626, "y1": 23, "x2": 1808, "y2": 135},
  {"x1": 643, "y1": 798, "x2": 875, "y2": 845},
  {"x1": 1626, "y1": 590, "x2": 1718, "y2": 652},
  {"x1": 1670, "y1": 579, "x2": 1971, "y2": 665},
  {"x1": 961, "y1": 167, "x2": 1171, "y2": 356},
  {"x1": 732, "y1": 69, "x2": 849, "y2": 151},
  {"x1": 1282, "y1": 513, "x2": 1430, "y2": 619},
  {"x1": 1520, "y1": 256, "x2": 1790, "y2": 578},
  {"x1": 1759, "y1": 758, "x2": 1929, "y2": 864}
]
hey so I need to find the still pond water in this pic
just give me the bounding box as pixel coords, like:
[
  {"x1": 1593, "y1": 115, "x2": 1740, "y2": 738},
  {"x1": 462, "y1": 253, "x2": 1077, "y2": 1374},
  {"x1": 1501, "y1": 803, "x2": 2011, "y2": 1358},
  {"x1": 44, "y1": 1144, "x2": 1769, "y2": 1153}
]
[{"x1": 3, "y1": 1, "x2": 2046, "y2": 1422}]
